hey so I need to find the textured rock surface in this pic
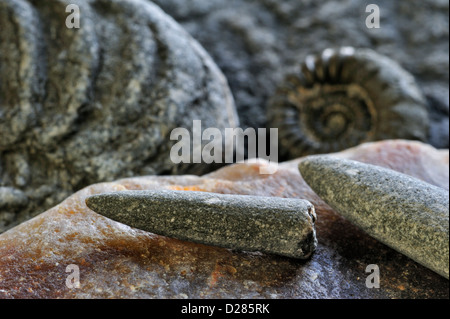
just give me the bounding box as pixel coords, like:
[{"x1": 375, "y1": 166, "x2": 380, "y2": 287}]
[
  {"x1": 152, "y1": 0, "x2": 449, "y2": 150},
  {"x1": 0, "y1": 0, "x2": 238, "y2": 232},
  {"x1": 86, "y1": 190, "x2": 317, "y2": 259},
  {"x1": 0, "y1": 140, "x2": 448, "y2": 299},
  {"x1": 299, "y1": 156, "x2": 449, "y2": 279}
]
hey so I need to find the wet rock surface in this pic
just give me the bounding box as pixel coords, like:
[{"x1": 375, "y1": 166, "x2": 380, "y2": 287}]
[
  {"x1": 152, "y1": 0, "x2": 449, "y2": 150},
  {"x1": 0, "y1": 0, "x2": 237, "y2": 233},
  {"x1": 0, "y1": 140, "x2": 448, "y2": 299}
]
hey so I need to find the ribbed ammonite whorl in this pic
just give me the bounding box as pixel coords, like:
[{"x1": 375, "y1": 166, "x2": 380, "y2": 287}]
[
  {"x1": 0, "y1": 0, "x2": 237, "y2": 232},
  {"x1": 268, "y1": 47, "x2": 429, "y2": 159}
]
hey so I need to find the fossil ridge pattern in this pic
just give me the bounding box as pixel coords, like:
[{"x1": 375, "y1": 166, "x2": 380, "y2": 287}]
[
  {"x1": 0, "y1": 0, "x2": 238, "y2": 232},
  {"x1": 268, "y1": 48, "x2": 429, "y2": 158}
]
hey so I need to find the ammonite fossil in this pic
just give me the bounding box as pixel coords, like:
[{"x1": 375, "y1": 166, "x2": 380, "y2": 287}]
[
  {"x1": 267, "y1": 47, "x2": 430, "y2": 159},
  {"x1": 0, "y1": 0, "x2": 238, "y2": 232}
]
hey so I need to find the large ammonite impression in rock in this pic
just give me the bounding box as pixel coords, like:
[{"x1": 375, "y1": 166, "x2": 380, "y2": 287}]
[
  {"x1": 268, "y1": 47, "x2": 429, "y2": 159},
  {"x1": 0, "y1": 0, "x2": 238, "y2": 232}
]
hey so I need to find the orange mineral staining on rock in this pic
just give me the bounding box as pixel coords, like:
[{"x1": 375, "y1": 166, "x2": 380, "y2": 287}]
[{"x1": 168, "y1": 185, "x2": 207, "y2": 192}]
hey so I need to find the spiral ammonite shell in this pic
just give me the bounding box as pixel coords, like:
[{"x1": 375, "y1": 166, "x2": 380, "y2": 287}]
[{"x1": 268, "y1": 47, "x2": 430, "y2": 159}]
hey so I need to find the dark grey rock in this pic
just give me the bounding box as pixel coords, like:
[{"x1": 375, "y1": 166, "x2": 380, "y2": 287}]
[
  {"x1": 86, "y1": 190, "x2": 317, "y2": 259},
  {"x1": 0, "y1": 187, "x2": 28, "y2": 209},
  {"x1": 299, "y1": 156, "x2": 449, "y2": 279},
  {"x1": 153, "y1": 0, "x2": 449, "y2": 150},
  {"x1": 0, "y1": 0, "x2": 238, "y2": 232}
]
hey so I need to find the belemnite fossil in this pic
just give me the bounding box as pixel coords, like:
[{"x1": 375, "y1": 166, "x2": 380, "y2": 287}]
[
  {"x1": 86, "y1": 190, "x2": 318, "y2": 259},
  {"x1": 268, "y1": 47, "x2": 430, "y2": 159},
  {"x1": 299, "y1": 156, "x2": 449, "y2": 279}
]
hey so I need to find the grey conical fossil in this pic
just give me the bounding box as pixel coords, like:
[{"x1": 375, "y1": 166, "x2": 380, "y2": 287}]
[{"x1": 268, "y1": 47, "x2": 430, "y2": 159}]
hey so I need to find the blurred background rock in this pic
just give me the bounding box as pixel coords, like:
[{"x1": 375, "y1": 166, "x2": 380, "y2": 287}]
[{"x1": 153, "y1": 0, "x2": 449, "y2": 149}]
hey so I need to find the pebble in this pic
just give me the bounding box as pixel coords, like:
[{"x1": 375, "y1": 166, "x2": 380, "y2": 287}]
[{"x1": 299, "y1": 156, "x2": 449, "y2": 279}]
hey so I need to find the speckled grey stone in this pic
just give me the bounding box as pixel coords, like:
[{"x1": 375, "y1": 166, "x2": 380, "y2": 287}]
[
  {"x1": 299, "y1": 156, "x2": 449, "y2": 279},
  {"x1": 86, "y1": 190, "x2": 318, "y2": 259}
]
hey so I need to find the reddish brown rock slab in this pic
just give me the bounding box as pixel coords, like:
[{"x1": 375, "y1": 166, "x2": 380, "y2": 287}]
[{"x1": 0, "y1": 140, "x2": 448, "y2": 299}]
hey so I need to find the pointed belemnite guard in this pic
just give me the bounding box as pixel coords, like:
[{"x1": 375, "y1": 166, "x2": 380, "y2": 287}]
[
  {"x1": 85, "y1": 195, "x2": 100, "y2": 212},
  {"x1": 84, "y1": 190, "x2": 318, "y2": 260},
  {"x1": 298, "y1": 155, "x2": 449, "y2": 279},
  {"x1": 85, "y1": 191, "x2": 152, "y2": 225},
  {"x1": 85, "y1": 193, "x2": 116, "y2": 218}
]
